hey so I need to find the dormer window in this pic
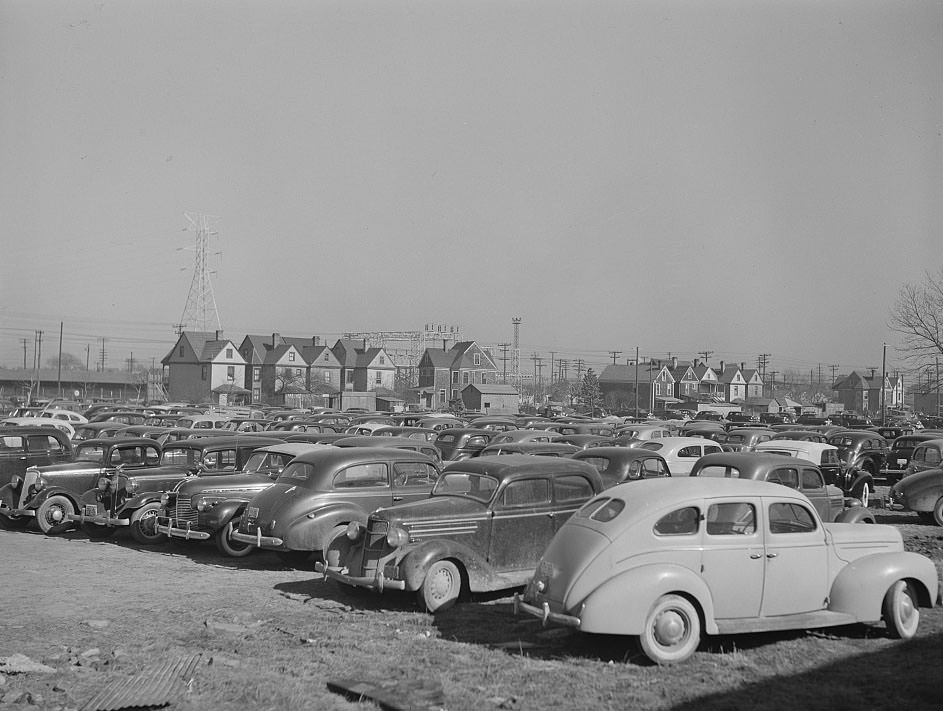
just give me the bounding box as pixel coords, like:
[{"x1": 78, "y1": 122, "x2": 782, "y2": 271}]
[
  {"x1": 226, "y1": 348, "x2": 233, "y2": 359},
  {"x1": 474, "y1": 353, "x2": 481, "y2": 366},
  {"x1": 288, "y1": 352, "x2": 295, "y2": 362}
]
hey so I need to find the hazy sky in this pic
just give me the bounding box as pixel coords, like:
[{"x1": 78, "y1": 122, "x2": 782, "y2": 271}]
[{"x1": 2, "y1": 0, "x2": 941, "y2": 380}]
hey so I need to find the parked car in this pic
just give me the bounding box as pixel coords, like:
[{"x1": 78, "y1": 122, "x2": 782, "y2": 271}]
[
  {"x1": 723, "y1": 412, "x2": 758, "y2": 428},
  {"x1": 464, "y1": 417, "x2": 519, "y2": 432},
  {"x1": 827, "y1": 430, "x2": 888, "y2": 483},
  {"x1": 155, "y1": 442, "x2": 325, "y2": 556},
  {"x1": 1, "y1": 417, "x2": 76, "y2": 440},
  {"x1": 554, "y1": 434, "x2": 613, "y2": 450},
  {"x1": 332, "y1": 435, "x2": 443, "y2": 464},
  {"x1": 317, "y1": 454, "x2": 605, "y2": 611},
  {"x1": 372, "y1": 426, "x2": 438, "y2": 441},
  {"x1": 68, "y1": 435, "x2": 282, "y2": 543},
  {"x1": 770, "y1": 430, "x2": 828, "y2": 444},
  {"x1": 570, "y1": 446, "x2": 671, "y2": 486},
  {"x1": 889, "y1": 467, "x2": 943, "y2": 525},
  {"x1": 71, "y1": 422, "x2": 131, "y2": 441},
  {"x1": 488, "y1": 429, "x2": 564, "y2": 445},
  {"x1": 721, "y1": 427, "x2": 776, "y2": 453},
  {"x1": 689, "y1": 452, "x2": 874, "y2": 523},
  {"x1": 612, "y1": 424, "x2": 672, "y2": 441},
  {"x1": 903, "y1": 438, "x2": 943, "y2": 478},
  {"x1": 433, "y1": 428, "x2": 495, "y2": 461},
  {"x1": 758, "y1": 412, "x2": 795, "y2": 426},
  {"x1": 678, "y1": 421, "x2": 728, "y2": 442},
  {"x1": 230, "y1": 447, "x2": 441, "y2": 564},
  {"x1": 0, "y1": 426, "x2": 73, "y2": 488},
  {"x1": 0, "y1": 438, "x2": 162, "y2": 533},
  {"x1": 639, "y1": 437, "x2": 724, "y2": 476},
  {"x1": 478, "y1": 442, "x2": 580, "y2": 458},
  {"x1": 515, "y1": 478, "x2": 938, "y2": 664},
  {"x1": 884, "y1": 434, "x2": 943, "y2": 482}
]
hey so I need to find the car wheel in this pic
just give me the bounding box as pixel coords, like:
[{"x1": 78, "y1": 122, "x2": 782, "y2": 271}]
[
  {"x1": 129, "y1": 503, "x2": 167, "y2": 545},
  {"x1": 215, "y1": 520, "x2": 253, "y2": 558},
  {"x1": 856, "y1": 481, "x2": 871, "y2": 507},
  {"x1": 883, "y1": 580, "x2": 920, "y2": 639},
  {"x1": 933, "y1": 497, "x2": 943, "y2": 527},
  {"x1": 418, "y1": 559, "x2": 462, "y2": 613},
  {"x1": 37, "y1": 495, "x2": 75, "y2": 534},
  {"x1": 0, "y1": 511, "x2": 32, "y2": 530},
  {"x1": 639, "y1": 594, "x2": 701, "y2": 665},
  {"x1": 82, "y1": 522, "x2": 117, "y2": 539}
]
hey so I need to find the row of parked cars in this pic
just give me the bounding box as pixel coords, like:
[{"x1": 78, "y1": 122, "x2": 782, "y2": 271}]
[{"x1": 1, "y1": 409, "x2": 941, "y2": 665}]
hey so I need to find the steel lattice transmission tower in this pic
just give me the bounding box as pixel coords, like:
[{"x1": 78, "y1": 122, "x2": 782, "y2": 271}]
[{"x1": 178, "y1": 213, "x2": 222, "y2": 333}]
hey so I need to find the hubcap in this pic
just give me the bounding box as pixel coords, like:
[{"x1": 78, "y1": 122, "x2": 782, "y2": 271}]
[
  {"x1": 653, "y1": 609, "x2": 687, "y2": 647},
  {"x1": 430, "y1": 569, "x2": 454, "y2": 600},
  {"x1": 899, "y1": 592, "x2": 916, "y2": 627}
]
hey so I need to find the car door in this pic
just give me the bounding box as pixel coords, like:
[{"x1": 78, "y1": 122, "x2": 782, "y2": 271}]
[
  {"x1": 699, "y1": 498, "x2": 765, "y2": 619},
  {"x1": 760, "y1": 498, "x2": 829, "y2": 616},
  {"x1": 488, "y1": 477, "x2": 555, "y2": 571},
  {"x1": 0, "y1": 433, "x2": 27, "y2": 486}
]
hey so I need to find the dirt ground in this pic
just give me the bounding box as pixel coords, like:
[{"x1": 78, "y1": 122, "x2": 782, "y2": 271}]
[{"x1": 1, "y1": 493, "x2": 942, "y2": 711}]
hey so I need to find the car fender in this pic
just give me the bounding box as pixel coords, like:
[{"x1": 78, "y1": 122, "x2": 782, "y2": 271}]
[
  {"x1": 845, "y1": 469, "x2": 874, "y2": 494},
  {"x1": 25, "y1": 486, "x2": 80, "y2": 510},
  {"x1": 829, "y1": 552, "x2": 939, "y2": 621},
  {"x1": 396, "y1": 539, "x2": 496, "y2": 592},
  {"x1": 280, "y1": 502, "x2": 371, "y2": 552},
  {"x1": 201, "y1": 499, "x2": 248, "y2": 529},
  {"x1": 834, "y1": 506, "x2": 875, "y2": 524},
  {"x1": 0, "y1": 484, "x2": 16, "y2": 509},
  {"x1": 116, "y1": 492, "x2": 162, "y2": 516},
  {"x1": 575, "y1": 563, "x2": 716, "y2": 635}
]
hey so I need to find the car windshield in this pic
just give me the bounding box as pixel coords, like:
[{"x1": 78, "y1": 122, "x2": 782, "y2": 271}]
[
  {"x1": 243, "y1": 451, "x2": 291, "y2": 477},
  {"x1": 431, "y1": 472, "x2": 499, "y2": 502},
  {"x1": 74, "y1": 445, "x2": 105, "y2": 463}
]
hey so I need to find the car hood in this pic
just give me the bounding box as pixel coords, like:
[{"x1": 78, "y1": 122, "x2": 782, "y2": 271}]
[
  {"x1": 175, "y1": 472, "x2": 273, "y2": 497},
  {"x1": 373, "y1": 494, "x2": 487, "y2": 526},
  {"x1": 825, "y1": 522, "x2": 903, "y2": 563},
  {"x1": 27, "y1": 461, "x2": 104, "y2": 475}
]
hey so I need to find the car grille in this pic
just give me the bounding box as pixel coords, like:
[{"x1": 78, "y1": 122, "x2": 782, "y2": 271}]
[
  {"x1": 173, "y1": 498, "x2": 199, "y2": 526},
  {"x1": 358, "y1": 519, "x2": 391, "y2": 576}
]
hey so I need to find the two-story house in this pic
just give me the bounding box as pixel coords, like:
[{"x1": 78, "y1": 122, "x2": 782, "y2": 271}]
[
  {"x1": 416, "y1": 341, "x2": 498, "y2": 409},
  {"x1": 716, "y1": 361, "x2": 747, "y2": 402},
  {"x1": 162, "y1": 331, "x2": 247, "y2": 404},
  {"x1": 331, "y1": 339, "x2": 396, "y2": 393}
]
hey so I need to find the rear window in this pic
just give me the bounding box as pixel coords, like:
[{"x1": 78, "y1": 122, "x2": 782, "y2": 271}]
[
  {"x1": 432, "y1": 472, "x2": 498, "y2": 502},
  {"x1": 695, "y1": 465, "x2": 740, "y2": 478},
  {"x1": 577, "y1": 456, "x2": 610, "y2": 473},
  {"x1": 578, "y1": 497, "x2": 625, "y2": 522},
  {"x1": 436, "y1": 433, "x2": 457, "y2": 445},
  {"x1": 654, "y1": 506, "x2": 700, "y2": 535},
  {"x1": 554, "y1": 474, "x2": 596, "y2": 502},
  {"x1": 333, "y1": 463, "x2": 389, "y2": 488}
]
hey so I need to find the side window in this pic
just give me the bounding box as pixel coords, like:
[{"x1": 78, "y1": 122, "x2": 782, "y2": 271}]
[
  {"x1": 678, "y1": 446, "x2": 700, "y2": 458},
  {"x1": 769, "y1": 502, "x2": 818, "y2": 533},
  {"x1": 501, "y1": 479, "x2": 551, "y2": 507},
  {"x1": 706, "y1": 502, "x2": 756, "y2": 535},
  {"x1": 392, "y1": 461, "x2": 437, "y2": 487},
  {"x1": 554, "y1": 475, "x2": 595, "y2": 503},
  {"x1": 926, "y1": 447, "x2": 941, "y2": 466},
  {"x1": 800, "y1": 468, "x2": 824, "y2": 490},
  {"x1": 642, "y1": 458, "x2": 668, "y2": 478},
  {"x1": 578, "y1": 457, "x2": 608, "y2": 473},
  {"x1": 26, "y1": 435, "x2": 50, "y2": 453},
  {"x1": 333, "y1": 463, "x2": 389, "y2": 488},
  {"x1": 767, "y1": 467, "x2": 799, "y2": 489},
  {"x1": 696, "y1": 465, "x2": 736, "y2": 478},
  {"x1": 654, "y1": 506, "x2": 700, "y2": 535}
]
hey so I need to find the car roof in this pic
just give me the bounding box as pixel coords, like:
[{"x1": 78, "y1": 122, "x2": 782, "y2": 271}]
[
  {"x1": 162, "y1": 435, "x2": 283, "y2": 449},
  {"x1": 572, "y1": 446, "x2": 666, "y2": 461},
  {"x1": 443, "y1": 453, "x2": 603, "y2": 486},
  {"x1": 287, "y1": 446, "x2": 437, "y2": 466},
  {"x1": 755, "y1": 440, "x2": 837, "y2": 454},
  {"x1": 598, "y1": 476, "x2": 812, "y2": 512},
  {"x1": 692, "y1": 451, "x2": 823, "y2": 471}
]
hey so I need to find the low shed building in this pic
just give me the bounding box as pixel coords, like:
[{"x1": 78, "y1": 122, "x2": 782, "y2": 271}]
[{"x1": 461, "y1": 384, "x2": 519, "y2": 415}]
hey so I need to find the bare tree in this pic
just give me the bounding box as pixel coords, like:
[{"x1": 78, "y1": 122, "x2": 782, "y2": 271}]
[{"x1": 889, "y1": 268, "x2": 943, "y2": 367}]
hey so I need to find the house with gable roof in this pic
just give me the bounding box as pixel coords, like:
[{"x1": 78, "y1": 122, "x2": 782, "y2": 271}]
[
  {"x1": 416, "y1": 341, "x2": 499, "y2": 409},
  {"x1": 716, "y1": 361, "x2": 747, "y2": 402},
  {"x1": 668, "y1": 359, "x2": 699, "y2": 400},
  {"x1": 331, "y1": 339, "x2": 396, "y2": 393},
  {"x1": 162, "y1": 331, "x2": 247, "y2": 404},
  {"x1": 832, "y1": 370, "x2": 903, "y2": 416},
  {"x1": 599, "y1": 361, "x2": 675, "y2": 413},
  {"x1": 692, "y1": 362, "x2": 721, "y2": 400}
]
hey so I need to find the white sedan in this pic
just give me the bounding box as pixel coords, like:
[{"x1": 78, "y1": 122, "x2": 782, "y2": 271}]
[{"x1": 638, "y1": 436, "x2": 724, "y2": 476}]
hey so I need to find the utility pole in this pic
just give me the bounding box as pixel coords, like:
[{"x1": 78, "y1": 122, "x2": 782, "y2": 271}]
[
  {"x1": 99, "y1": 338, "x2": 107, "y2": 372},
  {"x1": 34, "y1": 330, "x2": 43, "y2": 402},
  {"x1": 497, "y1": 343, "x2": 510, "y2": 383},
  {"x1": 609, "y1": 350, "x2": 622, "y2": 365},
  {"x1": 699, "y1": 350, "x2": 714, "y2": 365},
  {"x1": 21, "y1": 338, "x2": 28, "y2": 369},
  {"x1": 881, "y1": 343, "x2": 887, "y2": 425},
  {"x1": 634, "y1": 346, "x2": 640, "y2": 416},
  {"x1": 57, "y1": 321, "x2": 63, "y2": 398},
  {"x1": 549, "y1": 351, "x2": 556, "y2": 385}
]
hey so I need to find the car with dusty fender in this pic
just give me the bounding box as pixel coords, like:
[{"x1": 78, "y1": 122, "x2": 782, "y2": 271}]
[
  {"x1": 889, "y1": 467, "x2": 943, "y2": 525},
  {"x1": 67, "y1": 435, "x2": 282, "y2": 543},
  {"x1": 155, "y1": 442, "x2": 325, "y2": 555},
  {"x1": 514, "y1": 478, "x2": 938, "y2": 664},
  {"x1": 570, "y1": 446, "x2": 671, "y2": 487},
  {"x1": 230, "y1": 447, "x2": 441, "y2": 564},
  {"x1": 316, "y1": 454, "x2": 605, "y2": 611},
  {"x1": 689, "y1": 452, "x2": 874, "y2": 523},
  {"x1": 0, "y1": 438, "x2": 162, "y2": 533}
]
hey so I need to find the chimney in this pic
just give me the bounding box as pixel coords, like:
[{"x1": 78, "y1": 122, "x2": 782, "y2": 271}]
[
  {"x1": 362, "y1": 338, "x2": 367, "y2": 350},
  {"x1": 272, "y1": 333, "x2": 280, "y2": 347},
  {"x1": 740, "y1": 361, "x2": 745, "y2": 371},
  {"x1": 719, "y1": 360, "x2": 725, "y2": 373},
  {"x1": 215, "y1": 329, "x2": 223, "y2": 340},
  {"x1": 312, "y1": 335, "x2": 320, "y2": 346},
  {"x1": 442, "y1": 339, "x2": 447, "y2": 351},
  {"x1": 672, "y1": 356, "x2": 678, "y2": 369}
]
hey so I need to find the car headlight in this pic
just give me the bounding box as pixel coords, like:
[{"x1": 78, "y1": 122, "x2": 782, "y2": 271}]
[
  {"x1": 346, "y1": 521, "x2": 364, "y2": 541},
  {"x1": 386, "y1": 526, "x2": 409, "y2": 548},
  {"x1": 10, "y1": 474, "x2": 22, "y2": 489},
  {"x1": 160, "y1": 493, "x2": 171, "y2": 506},
  {"x1": 195, "y1": 498, "x2": 217, "y2": 512},
  {"x1": 125, "y1": 479, "x2": 138, "y2": 495},
  {"x1": 96, "y1": 477, "x2": 111, "y2": 491},
  {"x1": 32, "y1": 475, "x2": 46, "y2": 491}
]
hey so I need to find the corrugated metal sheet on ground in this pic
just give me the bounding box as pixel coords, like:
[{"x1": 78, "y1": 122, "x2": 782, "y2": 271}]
[{"x1": 79, "y1": 654, "x2": 201, "y2": 711}]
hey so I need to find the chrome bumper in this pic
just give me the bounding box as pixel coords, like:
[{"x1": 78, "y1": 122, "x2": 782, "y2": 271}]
[
  {"x1": 230, "y1": 529, "x2": 283, "y2": 548},
  {"x1": 2, "y1": 507, "x2": 36, "y2": 518},
  {"x1": 155, "y1": 520, "x2": 211, "y2": 540},
  {"x1": 512, "y1": 594, "x2": 582, "y2": 628},
  {"x1": 67, "y1": 512, "x2": 130, "y2": 526},
  {"x1": 314, "y1": 562, "x2": 406, "y2": 592}
]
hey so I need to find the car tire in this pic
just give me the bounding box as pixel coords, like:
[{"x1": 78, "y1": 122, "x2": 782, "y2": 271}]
[
  {"x1": 856, "y1": 481, "x2": 871, "y2": 507},
  {"x1": 37, "y1": 495, "x2": 75, "y2": 534},
  {"x1": 883, "y1": 580, "x2": 920, "y2": 639},
  {"x1": 129, "y1": 503, "x2": 167, "y2": 545},
  {"x1": 0, "y1": 511, "x2": 32, "y2": 530},
  {"x1": 933, "y1": 497, "x2": 943, "y2": 527},
  {"x1": 82, "y1": 522, "x2": 117, "y2": 539},
  {"x1": 418, "y1": 559, "x2": 462, "y2": 613},
  {"x1": 215, "y1": 520, "x2": 253, "y2": 558},
  {"x1": 639, "y1": 594, "x2": 701, "y2": 665}
]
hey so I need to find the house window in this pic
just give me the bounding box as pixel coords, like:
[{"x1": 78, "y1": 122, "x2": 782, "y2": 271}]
[
  {"x1": 227, "y1": 366, "x2": 235, "y2": 380},
  {"x1": 451, "y1": 371, "x2": 458, "y2": 384},
  {"x1": 295, "y1": 369, "x2": 302, "y2": 377},
  {"x1": 179, "y1": 345, "x2": 184, "y2": 357},
  {"x1": 379, "y1": 355, "x2": 385, "y2": 365},
  {"x1": 226, "y1": 348, "x2": 233, "y2": 359},
  {"x1": 463, "y1": 372, "x2": 469, "y2": 385},
  {"x1": 347, "y1": 371, "x2": 355, "y2": 384},
  {"x1": 288, "y1": 352, "x2": 295, "y2": 362},
  {"x1": 375, "y1": 372, "x2": 382, "y2": 385},
  {"x1": 324, "y1": 372, "x2": 332, "y2": 383},
  {"x1": 451, "y1": 389, "x2": 458, "y2": 400},
  {"x1": 201, "y1": 366, "x2": 207, "y2": 380},
  {"x1": 253, "y1": 367, "x2": 260, "y2": 382},
  {"x1": 438, "y1": 389, "x2": 446, "y2": 404},
  {"x1": 474, "y1": 353, "x2": 481, "y2": 366},
  {"x1": 323, "y1": 353, "x2": 330, "y2": 361}
]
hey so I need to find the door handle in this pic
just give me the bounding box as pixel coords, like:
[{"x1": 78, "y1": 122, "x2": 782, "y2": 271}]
[
  {"x1": 766, "y1": 552, "x2": 778, "y2": 558},
  {"x1": 749, "y1": 553, "x2": 762, "y2": 559},
  {"x1": 392, "y1": 496, "x2": 403, "y2": 502}
]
